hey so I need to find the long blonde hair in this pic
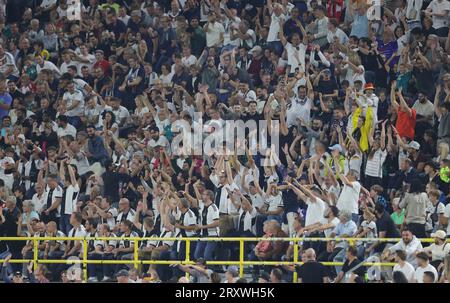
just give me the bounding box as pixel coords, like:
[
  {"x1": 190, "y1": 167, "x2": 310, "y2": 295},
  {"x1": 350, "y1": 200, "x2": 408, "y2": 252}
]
[{"x1": 443, "y1": 255, "x2": 450, "y2": 282}]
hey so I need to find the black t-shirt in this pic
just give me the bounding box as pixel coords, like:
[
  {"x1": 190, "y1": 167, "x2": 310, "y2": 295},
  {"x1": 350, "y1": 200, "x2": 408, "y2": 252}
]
[
  {"x1": 342, "y1": 258, "x2": 365, "y2": 277},
  {"x1": 375, "y1": 211, "x2": 401, "y2": 253},
  {"x1": 358, "y1": 51, "x2": 378, "y2": 72},
  {"x1": 126, "y1": 65, "x2": 146, "y2": 95},
  {"x1": 2, "y1": 207, "x2": 20, "y2": 237},
  {"x1": 317, "y1": 79, "x2": 338, "y2": 95},
  {"x1": 101, "y1": 171, "x2": 120, "y2": 202},
  {"x1": 0, "y1": 223, "x2": 7, "y2": 253},
  {"x1": 296, "y1": 261, "x2": 329, "y2": 283}
]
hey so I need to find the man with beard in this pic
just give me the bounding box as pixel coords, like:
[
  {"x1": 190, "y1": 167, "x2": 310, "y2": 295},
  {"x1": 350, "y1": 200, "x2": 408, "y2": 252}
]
[
  {"x1": 86, "y1": 125, "x2": 109, "y2": 167},
  {"x1": 147, "y1": 126, "x2": 171, "y2": 156},
  {"x1": 412, "y1": 92, "x2": 435, "y2": 142},
  {"x1": 56, "y1": 115, "x2": 77, "y2": 139}
]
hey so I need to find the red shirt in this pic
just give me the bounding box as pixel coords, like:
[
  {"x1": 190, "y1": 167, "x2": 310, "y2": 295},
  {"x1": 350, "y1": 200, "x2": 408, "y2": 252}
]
[
  {"x1": 396, "y1": 108, "x2": 416, "y2": 140},
  {"x1": 93, "y1": 60, "x2": 111, "y2": 76}
]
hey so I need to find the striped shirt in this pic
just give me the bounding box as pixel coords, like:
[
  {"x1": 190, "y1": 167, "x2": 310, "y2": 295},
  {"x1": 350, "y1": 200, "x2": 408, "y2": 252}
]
[{"x1": 365, "y1": 149, "x2": 387, "y2": 178}]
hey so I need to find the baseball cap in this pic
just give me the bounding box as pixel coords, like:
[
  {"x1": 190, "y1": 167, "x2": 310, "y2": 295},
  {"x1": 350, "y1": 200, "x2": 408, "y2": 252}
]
[
  {"x1": 408, "y1": 141, "x2": 421, "y2": 150},
  {"x1": 115, "y1": 269, "x2": 129, "y2": 278},
  {"x1": 431, "y1": 230, "x2": 446, "y2": 240},
  {"x1": 226, "y1": 266, "x2": 239, "y2": 277},
  {"x1": 364, "y1": 83, "x2": 375, "y2": 91},
  {"x1": 249, "y1": 45, "x2": 263, "y2": 54},
  {"x1": 322, "y1": 68, "x2": 331, "y2": 75},
  {"x1": 259, "y1": 272, "x2": 270, "y2": 282},
  {"x1": 329, "y1": 144, "x2": 342, "y2": 153}
]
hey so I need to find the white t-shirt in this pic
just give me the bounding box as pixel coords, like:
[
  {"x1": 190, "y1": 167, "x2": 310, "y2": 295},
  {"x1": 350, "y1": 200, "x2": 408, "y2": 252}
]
[
  {"x1": 444, "y1": 203, "x2": 450, "y2": 236},
  {"x1": 336, "y1": 181, "x2": 361, "y2": 214},
  {"x1": 305, "y1": 197, "x2": 326, "y2": 227},
  {"x1": 77, "y1": 54, "x2": 96, "y2": 71},
  {"x1": 205, "y1": 22, "x2": 225, "y2": 47},
  {"x1": 393, "y1": 262, "x2": 416, "y2": 282},
  {"x1": 63, "y1": 89, "x2": 84, "y2": 117},
  {"x1": 267, "y1": 13, "x2": 286, "y2": 42},
  {"x1": 181, "y1": 55, "x2": 197, "y2": 68},
  {"x1": 414, "y1": 264, "x2": 438, "y2": 283},
  {"x1": 36, "y1": 61, "x2": 61, "y2": 78},
  {"x1": 427, "y1": 0, "x2": 450, "y2": 29},
  {"x1": 285, "y1": 42, "x2": 307, "y2": 73},
  {"x1": 265, "y1": 192, "x2": 284, "y2": 212},
  {"x1": 327, "y1": 28, "x2": 349, "y2": 45},
  {"x1": 32, "y1": 192, "x2": 47, "y2": 214},
  {"x1": 57, "y1": 124, "x2": 77, "y2": 138},
  {"x1": 0, "y1": 156, "x2": 15, "y2": 189},
  {"x1": 60, "y1": 61, "x2": 81, "y2": 76},
  {"x1": 406, "y1": 0, "x2": 423, "y2": 22},
  {"x1": 344, "y1": 64, "x2": 365, "y2": 86},
  {"x1": 67, "y1": 225, "x2": 87, "y2": 253},
  {"x1": 0, "y1": 52, "x2": 19, "y2": 77},
  {"x1": 286, "y1": 97, "x2": 312, "y2": 127}
]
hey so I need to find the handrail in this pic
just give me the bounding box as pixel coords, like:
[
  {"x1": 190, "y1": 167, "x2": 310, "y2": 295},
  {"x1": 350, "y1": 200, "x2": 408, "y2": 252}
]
[
  {"x1": 0, "y1": 236, "x2": 445, "y2": 282},
  {"x1": 0, "y1": 236, "x2": 445, "y2": 242}
]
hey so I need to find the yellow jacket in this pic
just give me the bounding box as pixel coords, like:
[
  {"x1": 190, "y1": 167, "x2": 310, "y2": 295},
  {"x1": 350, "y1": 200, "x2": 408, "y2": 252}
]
[{"x1": 351, "y1": 107, "x2": 373, "y2": 153}]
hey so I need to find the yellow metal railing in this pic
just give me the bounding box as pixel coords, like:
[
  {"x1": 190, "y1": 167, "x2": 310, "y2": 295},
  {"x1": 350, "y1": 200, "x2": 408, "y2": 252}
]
[{"x1": 0, "y1": 236, "x2": 447, "y2": 282}]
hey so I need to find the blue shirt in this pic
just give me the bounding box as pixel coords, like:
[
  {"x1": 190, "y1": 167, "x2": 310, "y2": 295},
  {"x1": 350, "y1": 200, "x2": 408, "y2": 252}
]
[
  {"x1": 333, "y1": 220, "x2": 357, "y2": 237},
  {"x1": 350, "y1": 13, "x2": 369, "y2": 38},
  {"x1": 0, "y1": 92, "x2": 12, "y2": 119}
]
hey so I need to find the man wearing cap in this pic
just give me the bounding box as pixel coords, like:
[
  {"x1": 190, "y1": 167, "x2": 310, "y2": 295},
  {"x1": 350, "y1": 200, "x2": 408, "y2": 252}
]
[
  {"x1": 406, "y1": 141, "x2": 427, "y2": 172},
  {"x1": 423, "y1": 230, "x2": 450, "y2": 267},
  {"x1": 356, "y1": 83, "x2": 379, "y2": 122},
  {"x1": 115, "y1": 269, "x2": 130, "y2": 283}
]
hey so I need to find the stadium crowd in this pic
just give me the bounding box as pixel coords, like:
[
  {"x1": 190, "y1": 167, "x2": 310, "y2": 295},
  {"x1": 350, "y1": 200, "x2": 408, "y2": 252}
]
[{"x1": 0, "y1": 0, "x2": 450, "y2": 283}]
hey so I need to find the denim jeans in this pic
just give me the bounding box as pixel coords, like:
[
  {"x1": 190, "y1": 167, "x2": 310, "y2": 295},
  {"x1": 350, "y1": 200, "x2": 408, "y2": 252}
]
[
  {"x1": 0, "y1": 250, "x2": 11, "y2": 279},
  {"x1": 194, "y1": 240, "x2": 217, "y2": 261},
  {"x1": 60, "y1": 214, "x2": 72, "y2": 236}
]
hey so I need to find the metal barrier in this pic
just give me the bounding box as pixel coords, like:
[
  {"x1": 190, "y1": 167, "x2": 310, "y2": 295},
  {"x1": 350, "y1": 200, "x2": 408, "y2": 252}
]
[{"x1": 0, "y1": 236, "x2": 447, "y2": 282}]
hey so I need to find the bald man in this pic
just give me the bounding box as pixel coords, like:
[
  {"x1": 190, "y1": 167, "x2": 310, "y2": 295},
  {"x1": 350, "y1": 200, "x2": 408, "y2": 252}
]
[{"x1": 295, "y1": 248, "x2": 330, "y2": 283}]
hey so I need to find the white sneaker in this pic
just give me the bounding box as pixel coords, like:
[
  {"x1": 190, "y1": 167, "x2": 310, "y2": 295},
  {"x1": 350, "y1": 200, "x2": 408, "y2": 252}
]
[
  {"x1": 102, "y1": 276, "x2": 112, "y2": 282},
  {"x1": 88, "y1": 277, "x2": 98, "y2": 282}
]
